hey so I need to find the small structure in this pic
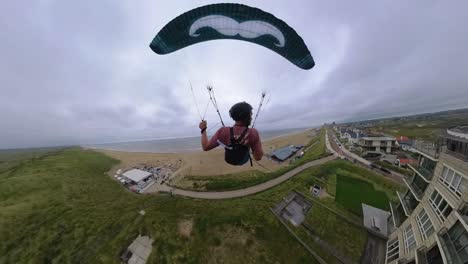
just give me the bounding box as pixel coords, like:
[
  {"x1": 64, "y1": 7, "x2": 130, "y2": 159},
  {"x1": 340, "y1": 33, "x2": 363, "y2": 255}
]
[
  {"x1": 274, "y1": 191, "x2": 312, "y2": 226},
  {"x1": 271, "y1": 145, "x2": 301, "y2": 162},
  {"x1": 120, "y1": 235, "x2": 154, "y2": 264},
  {"x1": 123, "y1": 169, "x2": 153, "y2": 184},
  {"x1": 361, "y1": 203, "x2": 391, "y2": 238},
  {"x1": 310, "y1": 184, "x2": 321, "y2": 196}
]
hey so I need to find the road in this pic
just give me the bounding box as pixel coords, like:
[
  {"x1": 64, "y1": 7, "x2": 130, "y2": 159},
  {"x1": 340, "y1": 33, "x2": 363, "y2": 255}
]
[
  {"x1": 326, "y1": 129, "x2": 405, "y2": 184},
  {"x1": 156, "y1": 154, "x2": 337, "y2": 199}
]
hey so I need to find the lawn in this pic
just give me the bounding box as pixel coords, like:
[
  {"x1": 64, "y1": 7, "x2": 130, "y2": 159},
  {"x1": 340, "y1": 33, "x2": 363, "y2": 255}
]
[
  {"x1": 335, "y1": 175, "x2": 390, "y2": 216},
  {"x1": 176, "y1": 129, "x2": 330, "y2": 191},
  {"x1": 304, "y1": 201, "x2": 367, "y2": 263},
  {"x1": 0, "y1": 147, "x2": 403, "y2": 263}
]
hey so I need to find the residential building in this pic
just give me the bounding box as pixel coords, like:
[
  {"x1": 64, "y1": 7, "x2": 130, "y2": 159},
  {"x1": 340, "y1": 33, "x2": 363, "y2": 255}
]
[
  {"x1": 338, "y1": 127, "x2": 362, "y2": 145},
  {"x1": 359, "y1": 136, "x2": 398, "y2": 153},
  {"x1": 385, "y1": 126, "x2": 468, "y2": 264},
  {"x1": 397, "y1": 136, "x2": 414, "y2": 151}
]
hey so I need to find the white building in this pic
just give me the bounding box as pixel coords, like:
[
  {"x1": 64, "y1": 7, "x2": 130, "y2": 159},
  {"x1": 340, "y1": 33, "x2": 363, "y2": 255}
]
[
  {"x1": 385, "y1": 126, "x2": 468, "y2": 264},
  {"x1": 359, "y1": 136, "x2": 398, "y2": 153},
  {"x1": 122, "y1": 169, "x2": 153, "y2": 184}
]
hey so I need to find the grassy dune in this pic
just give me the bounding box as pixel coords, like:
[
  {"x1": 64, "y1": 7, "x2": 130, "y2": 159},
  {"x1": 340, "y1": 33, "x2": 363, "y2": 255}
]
[
  {"x1": 1, "y1": 146, "x2": 402, "y2": 263},
  {"x1": 0, "y1": 148, "x2": 316, "y2": 263}
]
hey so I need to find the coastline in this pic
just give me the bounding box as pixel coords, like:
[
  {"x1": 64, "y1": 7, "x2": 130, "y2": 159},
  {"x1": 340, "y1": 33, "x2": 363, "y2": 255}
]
[
  {"x1": 84, "y1": 127, "x2": 313, "y2": 154},
  {"x1": 96, "y1": 128, "x2": 319, "y2": 180}
]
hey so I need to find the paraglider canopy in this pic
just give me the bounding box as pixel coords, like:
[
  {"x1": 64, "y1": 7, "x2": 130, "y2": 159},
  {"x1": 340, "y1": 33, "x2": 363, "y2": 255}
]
[{"x1": 150, "y1": 3, "x2": 315, "y2": 70}]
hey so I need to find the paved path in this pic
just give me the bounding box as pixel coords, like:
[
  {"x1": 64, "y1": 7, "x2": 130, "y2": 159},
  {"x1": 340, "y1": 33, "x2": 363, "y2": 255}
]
[
  {"x1": 157, "y1": 155, "x2": 337, "y2": 199},
  {"x1": 326, "y1": 130, "x2": 370, "y2": 165}
]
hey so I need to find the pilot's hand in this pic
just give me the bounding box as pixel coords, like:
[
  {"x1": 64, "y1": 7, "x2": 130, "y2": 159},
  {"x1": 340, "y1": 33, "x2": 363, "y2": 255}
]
[{"x1": 199, "y1": 120, "x2": 207, "y2": 130}]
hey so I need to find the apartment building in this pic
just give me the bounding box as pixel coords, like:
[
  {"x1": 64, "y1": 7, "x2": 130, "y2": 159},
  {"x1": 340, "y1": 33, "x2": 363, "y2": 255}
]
[{"x1": 386, "y1": 126, "x2": 468, "y2": 264}]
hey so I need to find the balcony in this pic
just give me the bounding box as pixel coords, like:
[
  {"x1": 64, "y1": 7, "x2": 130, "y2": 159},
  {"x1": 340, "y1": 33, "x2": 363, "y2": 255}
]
[
  {"x1": 456, "y1": 206, "x2": 468, "y2": 227},
  {"x1": 387, "y1": 214, "x2": 397, "y2": 235},
  {"x1": 408, "y1": 164, "x2": 433, "y2": 182},
  {"x1": 438, "y1": 231, "x2": 465, "y2": 264},
  {"x1": 403, "y1": 175, "x2": 429, "y2": 201},
  {"x1": 412, "y1": 140, "x2": 439, "y2": 160},
  {"x1": 397, "y1": 192, "x2": 409, "y2": 217},
  {"x1": 417, "y1": 244, "x2": 444, "y2": 264},
  {"x1": 416, "y1": 247, "x2": 428, "y2": 264},
  {"x1": 390, "y1": 201, "x2": 408, "y2": 227},
  {"x1": 399, "y1": 190, "x2": 419, "y2": 215}
]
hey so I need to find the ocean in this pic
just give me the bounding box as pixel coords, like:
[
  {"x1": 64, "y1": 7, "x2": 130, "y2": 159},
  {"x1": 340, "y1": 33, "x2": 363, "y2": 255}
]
[{"x1": 84, "y1": 127, "x2": 311, "y2": 153}]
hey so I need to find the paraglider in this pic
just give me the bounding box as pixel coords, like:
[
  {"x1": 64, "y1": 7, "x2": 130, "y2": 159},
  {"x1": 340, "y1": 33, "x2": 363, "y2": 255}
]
[
  {"x1": 149, "y1": 3, "x2": 315, "y2": 166},
  {"x1": 150, "y1": 3, "x2": 314, "y2": 70}
]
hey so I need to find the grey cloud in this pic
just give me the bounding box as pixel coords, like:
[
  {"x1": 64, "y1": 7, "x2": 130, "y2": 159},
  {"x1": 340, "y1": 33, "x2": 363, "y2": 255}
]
[{"x1": 1, "y1": 0, "x2": 468, "y2": 148}]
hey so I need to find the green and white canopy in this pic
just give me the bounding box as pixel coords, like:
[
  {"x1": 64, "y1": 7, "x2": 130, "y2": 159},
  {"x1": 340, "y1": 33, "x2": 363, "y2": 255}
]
[{"x1": 150, "y1": 3, "x2": 315, "y2": 70}]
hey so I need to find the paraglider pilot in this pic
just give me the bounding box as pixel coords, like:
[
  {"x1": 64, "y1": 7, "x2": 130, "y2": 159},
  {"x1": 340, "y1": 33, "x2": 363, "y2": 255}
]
[{"x1": 199, "y1": 102, "x2": 263, "y2": 166}]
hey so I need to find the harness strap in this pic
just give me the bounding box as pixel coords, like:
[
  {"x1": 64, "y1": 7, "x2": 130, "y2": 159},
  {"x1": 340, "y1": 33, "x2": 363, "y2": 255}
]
[
  {"x1": 237, "y1": 127, "x2": 249, "y2": 144},
  {"x1": 229, "y1": 127, "x2": 235, "y2": 145}
]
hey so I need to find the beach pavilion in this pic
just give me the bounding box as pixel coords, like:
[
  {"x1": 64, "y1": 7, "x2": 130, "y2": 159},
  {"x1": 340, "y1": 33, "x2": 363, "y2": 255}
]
[{"x1": 122, "y1": 169, "x2": 153, "y2": 184}]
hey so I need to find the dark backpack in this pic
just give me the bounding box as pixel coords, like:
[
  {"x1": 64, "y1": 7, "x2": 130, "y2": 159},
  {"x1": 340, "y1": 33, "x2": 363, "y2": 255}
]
[{"x1": 224, "y1": 127, "x2": 252, "y2": 166}]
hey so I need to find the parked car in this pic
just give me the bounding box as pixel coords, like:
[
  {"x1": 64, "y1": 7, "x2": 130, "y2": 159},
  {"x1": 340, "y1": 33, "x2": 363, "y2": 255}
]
[{"x1": 380, "y1": 167, "x2": 391, "y2": 174}]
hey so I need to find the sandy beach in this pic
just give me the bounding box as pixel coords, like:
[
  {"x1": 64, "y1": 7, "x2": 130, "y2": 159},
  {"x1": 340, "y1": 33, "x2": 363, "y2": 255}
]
[{"x1": 97, "y1": 128, "x2": 318, "y2": 182}]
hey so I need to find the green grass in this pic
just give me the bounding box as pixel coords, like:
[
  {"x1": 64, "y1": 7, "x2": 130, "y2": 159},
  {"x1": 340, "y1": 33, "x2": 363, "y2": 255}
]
[
  {"x1": 335, "y1": 175, "x2": 390, "y2": 215},
  {"x1": 177, "y1": 129, "x2": 330, "y2": 191},
  {"x1": 350, "y1": 108, "x2": 468, "y2": 142},
  {"x1": 0, "y1": 147, "x2": 332, "y2": 263},
  {"x1": 0, "y1": 146, "x2": 404, "y2": 263},
  {"x1": 377, "y1": 127, "x2": 438, "y2": 141},
  {"x1": 301, "y1": 159, "x2": 403, "y2": 204},
  {"x1": 305, "y1": 202, "x2": 367, "y2": 263},
  {"x1": 0, "y1": 147, "x2": 63, "y2": 173}
]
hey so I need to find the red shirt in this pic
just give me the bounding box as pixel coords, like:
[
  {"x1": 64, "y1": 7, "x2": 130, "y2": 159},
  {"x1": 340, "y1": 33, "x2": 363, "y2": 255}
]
[{"x1": 206, "y1": 126, "x2": 263, "y2": 156}]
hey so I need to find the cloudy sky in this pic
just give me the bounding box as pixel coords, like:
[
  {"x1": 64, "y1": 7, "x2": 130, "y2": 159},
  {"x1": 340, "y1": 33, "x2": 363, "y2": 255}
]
[{"x1": 1, "y1": 0, "x2": 468, "y2": 149}]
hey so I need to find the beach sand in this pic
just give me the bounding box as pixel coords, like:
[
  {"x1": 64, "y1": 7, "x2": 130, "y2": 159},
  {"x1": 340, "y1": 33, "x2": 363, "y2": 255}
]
[{"x1": 98, "y1": 128, "x2": 318, "y2": 182}]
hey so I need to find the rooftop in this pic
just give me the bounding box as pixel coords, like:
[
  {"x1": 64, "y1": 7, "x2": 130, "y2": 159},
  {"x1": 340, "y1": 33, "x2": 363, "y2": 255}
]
[
  {"x1": 362, "y1": 203, "x2": 391, "y2": 238},
  {"x1": 396, "y1": 136, "x2": 410, "y2": 141},
  {"x1": 271, "y1": 145, "x2": 299, "y2": 161},
  {"x1": 123, "y1": 169, "x2": 152, "y2": 183},
  {"x1": 447, "y1": 126, "x2": 468, "y2": 140}
]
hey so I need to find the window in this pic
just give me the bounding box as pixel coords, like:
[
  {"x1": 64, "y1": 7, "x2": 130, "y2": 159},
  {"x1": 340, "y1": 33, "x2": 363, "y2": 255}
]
[
  {"x1": 387, "y1": 238, "x2": 399, "y2": 262},
  {"x1": 416, "y1": 209, "x2": 434, "y2": 240},
  {"x1": 439, "y1": 166, "x2": 467, "y2": 197},
  {"x1": 448, "y1": 221, "x2": 468, "y2": 263},
  {"x1": 404, "y1": 224, "x2": 416, "y2": 253},
  {"x1": 429, "y1": 190, "x2": 453, "y2": 222}
]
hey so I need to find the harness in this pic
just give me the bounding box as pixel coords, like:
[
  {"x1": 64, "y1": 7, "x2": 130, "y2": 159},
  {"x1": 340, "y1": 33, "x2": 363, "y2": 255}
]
[{"x1": 224, "y1": 127, "x2": 253, "y2": 166}]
